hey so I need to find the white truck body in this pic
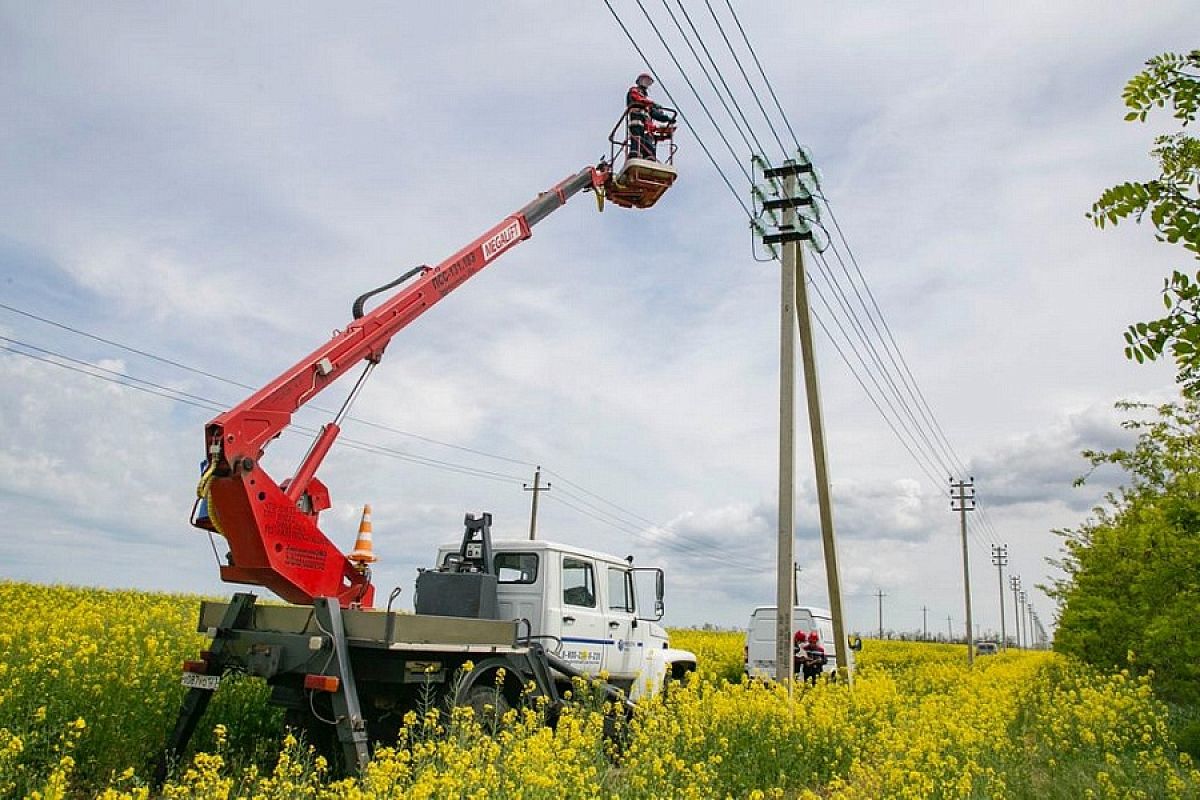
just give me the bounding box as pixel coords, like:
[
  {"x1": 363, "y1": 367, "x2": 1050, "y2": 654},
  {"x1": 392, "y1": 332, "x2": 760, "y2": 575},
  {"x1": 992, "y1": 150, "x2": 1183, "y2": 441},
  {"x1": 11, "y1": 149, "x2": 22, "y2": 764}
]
[
  {"x1": 744, "y1": 605, "x2": 843, "y2": 679},
  {"x1": 436, "y1": 538, "x2": 696, "y2": 701}
]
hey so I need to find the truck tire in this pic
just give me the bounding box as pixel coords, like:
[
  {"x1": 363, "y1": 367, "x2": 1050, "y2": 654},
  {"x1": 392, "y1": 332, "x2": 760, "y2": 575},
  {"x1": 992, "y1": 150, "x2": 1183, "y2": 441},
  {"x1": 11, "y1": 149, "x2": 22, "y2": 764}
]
[
  {"x1": 458, "y1": 684, "x2": 512, "y2": 730},
  {"x1": 283, "y1": 706, "x2": 342, "y2": 770}
]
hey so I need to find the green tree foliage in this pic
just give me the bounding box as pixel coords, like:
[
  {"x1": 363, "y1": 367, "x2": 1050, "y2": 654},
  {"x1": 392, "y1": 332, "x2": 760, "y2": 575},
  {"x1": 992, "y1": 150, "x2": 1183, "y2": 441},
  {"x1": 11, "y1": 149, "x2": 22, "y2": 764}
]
[
  {"x1": 1089, "y1": 50, "x2": 1200, "y2": 392},
  {"x1": 1048, "y1": 399, "x2": 1200, "y2": 704}
]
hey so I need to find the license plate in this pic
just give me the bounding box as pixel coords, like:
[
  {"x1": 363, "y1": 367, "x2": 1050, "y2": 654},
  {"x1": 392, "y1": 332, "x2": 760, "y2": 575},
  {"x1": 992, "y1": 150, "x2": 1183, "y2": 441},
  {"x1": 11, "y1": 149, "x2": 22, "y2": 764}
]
[{"x1": 182, "y1": 672, "x2": 221, "y2": 691}]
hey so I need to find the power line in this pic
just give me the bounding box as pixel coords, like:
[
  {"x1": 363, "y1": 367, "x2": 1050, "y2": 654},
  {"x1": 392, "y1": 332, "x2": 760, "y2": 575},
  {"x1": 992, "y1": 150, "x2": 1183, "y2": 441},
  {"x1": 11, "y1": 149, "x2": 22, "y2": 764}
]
[
  {"x1": 601, "y1": 0, "x2": 752, "y2": 218},
  {"x1": 606, "y1": 3, "x2": 972, "y2": 496},
  {"x1": 651, "y1": 7, "x2": 1007, "y2": 555},
  {"x1": 662, "y1": 0, "x2": 771, "y2": 162},
  {"x1": 700, "y1": 0, "x2": 789, "y2": 158},
  {"x1": 1, "y1": 321, "x2": 776, "y2": 568},
  {"x1": 0, "y1": 301, "x2": 535, "y2": 469},
  {"x1": 542, "y1": 491, "x2": 764, "y2": 574},
  {"x1": 721, "y1": 0, "x2": 802, "y2": 150},
  {"x1": 631, "y1": 0, "x2": 755, "y2": 185}
]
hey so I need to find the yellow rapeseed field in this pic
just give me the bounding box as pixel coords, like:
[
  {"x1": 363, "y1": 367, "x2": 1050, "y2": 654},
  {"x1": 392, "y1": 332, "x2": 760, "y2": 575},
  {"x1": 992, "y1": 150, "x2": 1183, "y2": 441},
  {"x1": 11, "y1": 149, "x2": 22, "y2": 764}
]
[{"x1": 1, "y1": 581, "x2": 1196, "y2": 799}]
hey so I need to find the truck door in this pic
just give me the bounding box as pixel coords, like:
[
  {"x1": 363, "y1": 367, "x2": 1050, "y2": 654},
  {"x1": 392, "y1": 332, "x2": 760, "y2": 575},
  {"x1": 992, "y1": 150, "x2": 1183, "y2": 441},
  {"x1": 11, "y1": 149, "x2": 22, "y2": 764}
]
[
  {"x1": 559, "y1": 555, "x2": 607, "y2": 675},
  {"x1": 493, "y1": 550, "x2": 543, "y2": 632},
  {"x1": 604, "y1": 566, "x2": 638, "y2": 679}
]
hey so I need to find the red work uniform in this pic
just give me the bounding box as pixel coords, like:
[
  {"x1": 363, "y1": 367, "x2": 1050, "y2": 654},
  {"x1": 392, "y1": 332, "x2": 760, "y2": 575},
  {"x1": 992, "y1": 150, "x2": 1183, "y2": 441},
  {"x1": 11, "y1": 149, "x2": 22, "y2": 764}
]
[{"x1": 625, "y1": 83, "x2": 672, "y2": 161}]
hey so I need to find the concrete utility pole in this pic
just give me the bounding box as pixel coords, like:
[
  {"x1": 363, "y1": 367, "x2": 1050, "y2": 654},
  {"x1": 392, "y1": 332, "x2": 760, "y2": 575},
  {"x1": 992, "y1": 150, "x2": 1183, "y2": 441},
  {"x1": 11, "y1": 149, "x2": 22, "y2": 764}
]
[
  {"x1": 1019, "y1": 589, "x2": 1029, "y2": 650},
  {"x1": 991, "y1": 544, "x2": 1008, "y2": 651},
  {"x1": 951, "y1": 477, "x2": 977, "y2": 665},
  {"x1": 771, "y1": 161, "x2": 798, "y2": 684},
  {"x1": 1026, "y1": 601, "x2": 1035, "y2": 650},
  {"x1": 922, "y1": 605, "x2": 928, "y2": 641},
  {"x1": 523, "y1": 466, "x2": 550, "y2": 541},
  {"x1": 1022, "y1": 599, "x2": 1030, "y2": 649},
  {"x1": 1010, "y1": 575, "x2": 1023, "y2": 649},
  {"x1": 875, "y1": 588, "x2": 887, "y2": 639},
  {"x1": 759, "y1": 151, "x2": 850, "y2": 683}
]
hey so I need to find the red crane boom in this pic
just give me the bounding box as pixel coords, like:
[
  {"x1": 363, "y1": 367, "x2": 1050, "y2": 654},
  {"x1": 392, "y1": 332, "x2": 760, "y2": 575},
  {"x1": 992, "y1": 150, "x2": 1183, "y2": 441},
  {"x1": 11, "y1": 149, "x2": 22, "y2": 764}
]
[{"x1": 195, "y1": 166, "x2": 610, "y2": 607}]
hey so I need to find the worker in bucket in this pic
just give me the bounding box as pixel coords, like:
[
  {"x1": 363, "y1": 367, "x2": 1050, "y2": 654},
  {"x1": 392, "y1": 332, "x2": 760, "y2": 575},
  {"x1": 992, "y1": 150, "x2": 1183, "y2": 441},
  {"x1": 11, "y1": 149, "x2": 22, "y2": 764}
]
[{"x1": 625, "y1": 72, "x2": 674, "y2": 161}]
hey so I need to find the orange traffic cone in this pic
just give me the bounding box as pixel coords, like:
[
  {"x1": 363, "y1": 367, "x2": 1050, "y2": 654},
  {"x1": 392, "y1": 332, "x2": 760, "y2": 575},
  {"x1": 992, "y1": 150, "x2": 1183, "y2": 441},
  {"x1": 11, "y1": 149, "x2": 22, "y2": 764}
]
[{"x1": 349, "y1": 504, "x2": 378, "y2": 566}]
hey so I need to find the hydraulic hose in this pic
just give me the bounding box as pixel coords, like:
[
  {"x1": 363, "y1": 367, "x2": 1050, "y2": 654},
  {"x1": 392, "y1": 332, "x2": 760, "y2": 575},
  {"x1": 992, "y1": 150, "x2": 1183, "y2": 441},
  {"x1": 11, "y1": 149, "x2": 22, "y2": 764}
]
[{"x1": 352, "y1": 265, "x2": 428, "y2": 319}]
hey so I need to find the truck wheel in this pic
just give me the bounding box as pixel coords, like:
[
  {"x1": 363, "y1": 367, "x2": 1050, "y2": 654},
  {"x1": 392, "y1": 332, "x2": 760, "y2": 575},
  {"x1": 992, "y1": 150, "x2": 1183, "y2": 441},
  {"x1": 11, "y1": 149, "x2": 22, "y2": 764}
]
[
  {"x1": 459, "y1": 684, "x2": 512, "y2": 730},
  {"x1": 663, "y1": 662, "x2": 696, "y2": 699},
  {"x1": 283, "y1": 707, "x2": 343, "y2": 772}
]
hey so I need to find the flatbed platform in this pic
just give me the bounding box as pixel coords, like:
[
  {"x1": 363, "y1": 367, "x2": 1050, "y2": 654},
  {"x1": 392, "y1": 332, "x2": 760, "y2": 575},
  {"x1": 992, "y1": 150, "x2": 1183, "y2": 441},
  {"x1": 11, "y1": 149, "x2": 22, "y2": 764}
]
[{"x1": 198, "y1": 600, "x2": 522, "y2": 651}]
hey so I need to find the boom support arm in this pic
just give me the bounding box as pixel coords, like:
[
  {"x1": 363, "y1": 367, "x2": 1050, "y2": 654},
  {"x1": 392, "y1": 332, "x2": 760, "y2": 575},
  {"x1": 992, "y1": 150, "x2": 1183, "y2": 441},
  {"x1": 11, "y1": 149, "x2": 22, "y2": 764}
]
[{"x1": 199, "y1": 165, "x2": 608, "y2": 607}]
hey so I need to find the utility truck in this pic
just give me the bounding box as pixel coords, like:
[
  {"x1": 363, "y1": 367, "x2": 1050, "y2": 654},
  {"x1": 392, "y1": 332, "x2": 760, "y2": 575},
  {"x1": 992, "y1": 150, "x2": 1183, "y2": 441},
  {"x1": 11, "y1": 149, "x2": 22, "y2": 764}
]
[
  {"x1": 431, "y1": 535, "x2": 694, "y2": 702},
  {"x1": 158, "y1": 122, "x2": 693, "y2": 778}
]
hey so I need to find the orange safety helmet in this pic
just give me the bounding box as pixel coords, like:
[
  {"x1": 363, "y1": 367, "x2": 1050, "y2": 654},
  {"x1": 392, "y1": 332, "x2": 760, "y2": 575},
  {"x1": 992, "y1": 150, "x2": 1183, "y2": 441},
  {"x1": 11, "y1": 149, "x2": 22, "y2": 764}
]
[
  {"x1": 635, "y1": 72, "x2": 654, "y2": 88},
  {"x1": 808, "y1": 631, "x2": 820, "y2": 643}
]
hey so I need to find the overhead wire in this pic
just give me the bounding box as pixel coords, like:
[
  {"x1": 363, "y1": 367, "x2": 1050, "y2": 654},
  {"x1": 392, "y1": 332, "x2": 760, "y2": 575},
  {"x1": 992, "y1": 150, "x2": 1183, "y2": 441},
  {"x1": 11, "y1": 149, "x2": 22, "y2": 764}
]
[
  {"x1": 807, "y1": 251, "x2": 959, "y2": 478},
  {"x1": 721, "y1": 0, "x2": 802, "y2": 151},
  {"x1": 610, "y1": 0, "x2": 954, "y2": 487},
  {"x1": 704, "y1": 3, "x2": 1009, "y2": 556},
  {"x1": 542, "y1": 491, "x2": 765, "y2": 574},
  {"x1": 0, "y1": 337, "x2": 529, "y2": 485},
  {"x1": 630, "y1": 0, "x2": 755, "y2": 186},
  {"x1": 615, "y1": 0, "x2": 963, "y2": 499},
  {"x1": 713, "y1": 0, "x2": 987, "y2": 501},
  {"x1": 701, "y1": 0, "x2": 789, "y2": 159},
  {"x1": 548, "y1": 482, "x2": 765, "y2": 572},
  {"x1": 601, "y1": 0, "x2": 752, "y2": 218},
  {"x1": 0, "y1": 300, "x2": 535, "y2": 469},
  {"x1": 1, "y1": 313, "x2": 775, "y2": 567},
  {"x1": 660, "y1": 0, "x2": 767, "y2": 162}
]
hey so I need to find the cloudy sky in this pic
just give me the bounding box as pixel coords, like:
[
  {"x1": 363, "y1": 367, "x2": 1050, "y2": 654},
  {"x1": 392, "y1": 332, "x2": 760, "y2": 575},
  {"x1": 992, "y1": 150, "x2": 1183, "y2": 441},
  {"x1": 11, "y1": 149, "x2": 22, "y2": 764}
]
[{"x1": 2, "y1": 2, "x2": 1194, "y2": 639}]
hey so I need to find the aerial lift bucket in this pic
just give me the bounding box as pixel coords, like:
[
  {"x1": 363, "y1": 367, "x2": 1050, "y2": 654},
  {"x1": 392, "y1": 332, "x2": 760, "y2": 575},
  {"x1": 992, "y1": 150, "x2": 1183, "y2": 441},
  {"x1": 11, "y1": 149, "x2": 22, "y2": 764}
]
[
  {"x1": 606, "y1": 108, "x2": 679, "y2": 210},
  {"x1": 607, "y1": 158, "x2": 678, "y2": 209}
]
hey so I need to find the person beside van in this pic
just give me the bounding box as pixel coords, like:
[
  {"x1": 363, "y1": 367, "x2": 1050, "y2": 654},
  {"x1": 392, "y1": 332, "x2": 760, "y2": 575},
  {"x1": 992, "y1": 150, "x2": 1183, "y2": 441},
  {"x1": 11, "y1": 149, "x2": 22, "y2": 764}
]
[
  {"x1": 802, "y1": 631, "x2": 826, "y2": 685},
  {"x1": 792, "y1": 629, "x2": 810, "y2": 677}
]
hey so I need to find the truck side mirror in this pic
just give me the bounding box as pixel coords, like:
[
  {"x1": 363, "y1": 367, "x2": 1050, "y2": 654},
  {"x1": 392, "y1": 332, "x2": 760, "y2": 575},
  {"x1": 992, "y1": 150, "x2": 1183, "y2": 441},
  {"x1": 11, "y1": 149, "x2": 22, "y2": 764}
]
[
  {"x1": 632, "y1": 567, "x2": 666, "y2": 621},
  {"x1": 849, "y1": 635, "x2": 863, "y2": 652},
  {"x1": 655, "y1": 571, "x2": 665, "y2": 620}
]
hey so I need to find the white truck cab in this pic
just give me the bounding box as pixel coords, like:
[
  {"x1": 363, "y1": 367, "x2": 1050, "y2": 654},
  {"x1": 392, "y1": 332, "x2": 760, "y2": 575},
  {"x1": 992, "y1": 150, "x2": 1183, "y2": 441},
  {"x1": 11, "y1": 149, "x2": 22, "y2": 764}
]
[
  {"x1": 434, "y1": 538, "x2": 696, "y2": 701},
  {"x1": 744, "y1": 605, "x2": 846, "y2": 679}
]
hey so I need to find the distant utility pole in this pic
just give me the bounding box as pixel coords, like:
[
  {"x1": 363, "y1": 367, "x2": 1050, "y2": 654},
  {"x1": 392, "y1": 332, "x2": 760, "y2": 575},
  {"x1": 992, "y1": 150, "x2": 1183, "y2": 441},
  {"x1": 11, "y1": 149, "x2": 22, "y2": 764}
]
[
  {"x1": 875, "y1": 588, "x2": 887, "y2": 639},
  {"x1": 1026, "y1": 600, "x2": 1035, "y2": 650},
  {"x1": 951, "y1": 477, "x2": 977, "y2": 665},
  {"x1": 922, "y1": 605, "x2": 929, "y2": 642},
  {"x1": 793, "y1": 562, "x2": 801, "y2": 602},
  {"x1": 991, "y1": 544, "x2": 1009, "y2": 651},
  {"x1": 946, "y1": 615, "x2": 953, "y2": 642},
  {"x1": 523, "y1": 465, "x2": 551, "y2": 541},
  {"x1": 758, "y1": 150, "x2": 850, "y2": 683},
  {"x1": 1022, "y1": 592, "x2": 1032, "y2": 652},
  {"x1": 1010, "y1": 575, "x2": 1023, "y2": 649}
]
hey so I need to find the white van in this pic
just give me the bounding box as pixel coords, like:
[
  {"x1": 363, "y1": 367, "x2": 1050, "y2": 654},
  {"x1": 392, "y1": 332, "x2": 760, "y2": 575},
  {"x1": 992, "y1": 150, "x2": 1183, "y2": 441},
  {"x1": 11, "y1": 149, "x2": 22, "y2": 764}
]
[{"x1": 744, "y1": 605, "x2": 844, "y2": 679}]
